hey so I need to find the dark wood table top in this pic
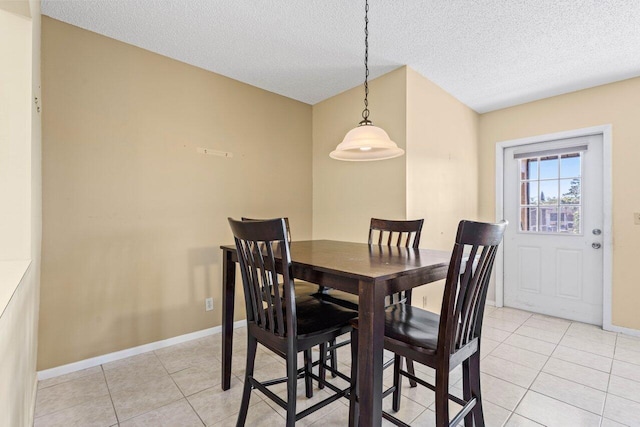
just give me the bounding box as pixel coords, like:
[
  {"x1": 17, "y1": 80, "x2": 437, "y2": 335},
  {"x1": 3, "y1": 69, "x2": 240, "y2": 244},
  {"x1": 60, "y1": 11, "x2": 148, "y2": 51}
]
[{"x1": 221, "y1": 239, "x2": 451, "y2": 283}]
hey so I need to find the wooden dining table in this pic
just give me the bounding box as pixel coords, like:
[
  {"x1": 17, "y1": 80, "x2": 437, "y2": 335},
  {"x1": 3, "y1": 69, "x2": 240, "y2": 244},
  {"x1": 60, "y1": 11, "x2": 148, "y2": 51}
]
[{"x1": 220, "y1": 239, "x2": 451, "y2": 426}]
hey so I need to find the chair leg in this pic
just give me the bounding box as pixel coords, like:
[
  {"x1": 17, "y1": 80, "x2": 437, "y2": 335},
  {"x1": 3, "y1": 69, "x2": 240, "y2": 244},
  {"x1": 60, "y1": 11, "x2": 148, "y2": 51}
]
[
  {"x1": 304, "y1": 349, "x2": 314, "y2": 398},
  {"x1": 406, "y1": 357, "x2": 418, "y2": 387},
  {"x1": 318, "y1": 343, "x2": 327, "y2": 389},
  {"x1": 286, "y1": 351, "x2": 298, "y2": 427},
  {"x1": 466, "y1": 352, "x2": 484, "y2": 427},
  {"x1": 330, "y1": 338, "x2": 338, "y2": 378},
  {"x1": 348, "y1": 329, "x2": 359, "y2": 427},
  {"x1": 462, "y1": 357, "x2": 473, "y2": 427},
  {"x1": 434, "y1": 367, "x2": 450, "y2": 427},
  {"x1": 236, "y1": 335, "x2": 258, "y2": 427},
  {"x1": 392, "y1": 354, "x2": 402, "y2": 412}
]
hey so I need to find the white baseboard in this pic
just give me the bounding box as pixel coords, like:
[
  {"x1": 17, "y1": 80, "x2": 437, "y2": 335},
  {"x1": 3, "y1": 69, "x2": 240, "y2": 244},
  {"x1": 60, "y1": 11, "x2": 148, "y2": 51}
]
[
  {"x1": 485, "y1": 300, "x2": 496, "y2": 307},
  {"x1": 489, "y1": 301, "x2": 640, "y2": 337},
  {"x1": 29, "y1": 374, "x2": 38, "y2": 425},
  {"x1": 606, "y1": 323, "x2": 640, "y2": 338},
  {"x1": 37, "y1": 319, "x2": 247, "y2": 381}
]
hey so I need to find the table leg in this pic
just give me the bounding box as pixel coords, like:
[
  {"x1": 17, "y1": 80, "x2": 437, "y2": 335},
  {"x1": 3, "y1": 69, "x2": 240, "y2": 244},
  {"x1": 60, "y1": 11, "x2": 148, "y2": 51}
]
[
  {"x1": 357, "y1": 280, "x2": 385, "y2": 427},
  {"x1": 221, "y1": 249, "x2": 236, "y2": 390}
]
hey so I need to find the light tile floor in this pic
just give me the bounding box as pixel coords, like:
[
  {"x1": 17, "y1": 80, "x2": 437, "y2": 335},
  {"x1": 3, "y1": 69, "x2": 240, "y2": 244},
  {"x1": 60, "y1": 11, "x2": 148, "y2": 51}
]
[{"x1": 34, "y1": 306, "x2": 640, "y2": 426}]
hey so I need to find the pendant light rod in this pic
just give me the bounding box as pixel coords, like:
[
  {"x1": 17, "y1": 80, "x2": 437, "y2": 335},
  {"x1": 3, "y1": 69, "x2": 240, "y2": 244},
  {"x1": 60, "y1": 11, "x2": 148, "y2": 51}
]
[{"x1": 361, "y1": 0, "x2": 370, "y2": 125}]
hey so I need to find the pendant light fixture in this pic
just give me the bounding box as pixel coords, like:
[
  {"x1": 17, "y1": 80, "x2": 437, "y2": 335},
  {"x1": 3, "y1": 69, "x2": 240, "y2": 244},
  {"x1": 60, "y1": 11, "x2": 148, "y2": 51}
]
[{"x1": 330, "y1": 0, "x2": 404, "y2": 162}]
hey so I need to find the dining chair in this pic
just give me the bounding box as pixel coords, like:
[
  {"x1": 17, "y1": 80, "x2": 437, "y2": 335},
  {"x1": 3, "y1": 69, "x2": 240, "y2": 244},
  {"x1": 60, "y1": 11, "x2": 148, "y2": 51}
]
[
  {"x1": 321, "y1": 218, "x2": 424, "y2": 385},
  {"x1": 321, "y1": 218, "x2": 424, "y2": 310},
  {"x1": 348, "y1": 220, "x2": 507, "y2": 427},
  {"x1": 241, "y1": 216, "x2": 332, "y2": 397},
  {"x1": 241, "y1": 217, "x2": 319, "y2": 294},
  {"x1": 229, "y1": 218, "x2": 356, "y2": 427}
]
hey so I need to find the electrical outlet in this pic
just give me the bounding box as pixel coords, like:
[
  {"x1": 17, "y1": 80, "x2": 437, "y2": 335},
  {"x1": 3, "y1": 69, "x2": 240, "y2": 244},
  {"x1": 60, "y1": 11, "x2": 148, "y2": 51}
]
[
  {"x1": 205, "y1": 297, "x2": 214, "y2": 311},
  {"x1": 635, "y1": 212, "x2": 640, "y2": 225},
  {"x1": 422, "y1": 296, "x2": 428, "y2": 309}
]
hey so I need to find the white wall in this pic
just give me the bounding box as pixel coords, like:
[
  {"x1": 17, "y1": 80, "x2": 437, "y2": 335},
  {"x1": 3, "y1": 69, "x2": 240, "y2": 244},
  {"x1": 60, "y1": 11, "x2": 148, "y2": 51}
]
[
  {"x1": 0, "y1": 1, "x2": 42, "y2": 425},
  {"x1": 0, "y1": 8, "x2": 31, "y2": 261}
]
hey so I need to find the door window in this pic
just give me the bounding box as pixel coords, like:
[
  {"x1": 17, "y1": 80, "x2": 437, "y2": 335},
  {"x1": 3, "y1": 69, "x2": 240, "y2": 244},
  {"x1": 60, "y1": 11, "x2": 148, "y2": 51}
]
[{"x1": 518, "y1": 152, "x2": 582, "y2": 234}]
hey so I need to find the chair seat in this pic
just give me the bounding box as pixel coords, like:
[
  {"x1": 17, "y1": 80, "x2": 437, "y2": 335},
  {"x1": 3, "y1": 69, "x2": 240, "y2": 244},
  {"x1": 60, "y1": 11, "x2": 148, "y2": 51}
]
[
  {"x1": 384, "y1": 304, "x2": 440, "y2": 353},
  {"x1": 294, "y1": 295, "x2": 358, "y2": 337},
  {"x1": 319, "y1": 288, "x2": 410, "y2": 310},
  {"x1": 268, "y1": 280, "x2": 319, "y2": 301},
  {"x1": 319, "y1": 289, "x2": 359, "y2": 310},
  {"x1": 351, "y1": 304, "x2": 440, "y2": 354}
]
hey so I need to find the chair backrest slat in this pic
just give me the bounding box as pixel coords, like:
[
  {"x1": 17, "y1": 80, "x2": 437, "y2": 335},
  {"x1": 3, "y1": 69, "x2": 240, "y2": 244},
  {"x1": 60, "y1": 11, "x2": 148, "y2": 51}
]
[
  {"x1": 369, "y1": 218, "x2": 424, "y2": 249},
  {"x1": 229, "y1": 217, "x2": 295, "y2": 339},
  {"x1": 241, "y1": 240, "x2": 261, "y2": 325},
  {"x1": 368, "y1": 218, "x2": 425, "y2": 306},
  {"x1": 249, "y1": 240, "x2": 269, "y2": 330},
  {"x1": 457, "y1": 246, "x2": 490, "y2": 346},
  {"x1": 262, "y1": 242, "x2": 278, "y2": 334},
  {"x1": 438, "y1": 220, "x2": 507, "y2": 355}
]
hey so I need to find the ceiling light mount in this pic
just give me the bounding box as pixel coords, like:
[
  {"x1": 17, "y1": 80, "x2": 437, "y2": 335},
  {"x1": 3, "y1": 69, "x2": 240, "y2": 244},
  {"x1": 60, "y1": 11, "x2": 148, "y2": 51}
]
[{"x1": 330, "y1": 0, "x2": 404, "y2": 162}]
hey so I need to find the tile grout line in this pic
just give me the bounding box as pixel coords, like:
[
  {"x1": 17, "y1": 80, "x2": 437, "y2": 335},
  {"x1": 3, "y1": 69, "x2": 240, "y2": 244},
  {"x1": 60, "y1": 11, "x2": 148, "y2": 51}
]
[
  {"x1": 487, "y1": 346, "x2": 548, "y2": 371},
  {"x1": 101, "y1": 364, "x2": 120, "y2": 426},
  {"x1": 160, "y1": 356, "x2": 208, "y2": 426},
  {"x1": 108, "y1": 352, "x2": 190, "y2": 425},
  {"x1": 504, "y1": 411, "x2": 544, "y2": 427},
  {"x1": 36, "y1": 310, "x2": 633, "y2": 426},
  {"x1": 475, "y1": 313, "x2": 534, "y2": 422},
  {"x1": 483, "y1": 314, "x2": 534, "y2": 417},
  {"x1": 519, "y1": 319, "x2": 609, "y2": 422},
  {"x1": 598, "y1": 332, "x2": 618, "y2": 426},
  {"x1": 511, "y1": 318, "x2": 562, "y2": 418},
  {"x1": 182, "y1": 391, "x2": 207, "y2": 426},
  {"x1": 558, "y1": 337, "x2": 617, "y2": 358},
  {"x1": 33, "y1": 370, "x2": 116, "y2": 422},
  {"x1": 485, "y1": 310, "x2": 533, "y2": 427},
  {"x1": 498, "y1": 327, "x2": 536, "y2": 421}
]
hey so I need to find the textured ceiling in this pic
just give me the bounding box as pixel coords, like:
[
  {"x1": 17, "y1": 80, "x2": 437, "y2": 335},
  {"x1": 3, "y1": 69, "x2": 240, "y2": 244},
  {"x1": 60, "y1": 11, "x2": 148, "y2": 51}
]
[{"x1": 41, "y1": 0, "x2": 640, "y2": 112}]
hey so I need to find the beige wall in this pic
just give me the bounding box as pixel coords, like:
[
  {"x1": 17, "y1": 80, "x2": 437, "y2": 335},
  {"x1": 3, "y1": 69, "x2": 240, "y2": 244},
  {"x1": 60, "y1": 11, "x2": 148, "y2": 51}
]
[
  {"x1": 312, "y1": 67, "x2": 479, "y2": 313},
  {"x1": 39, "y1": 18, "x2": 312, "y2": 369},
  {"x1": 37, "y1": 13, "x2": 640, "y2": 374},
  {"x1": 0, "y1": 0, "x2": 42, "y2": 425},
  {"x1": 406, "y1": 68, "x2": 480, "y2": 250},
  {"x1": 405, "y1": 68, "x2": 480, "y2": 312},
  {"x1": 312, "y1": 67, "x2": 407, "y2": 242},
  {"x1": 479, "y1": 77, "x2": 640, "y2": 330}
]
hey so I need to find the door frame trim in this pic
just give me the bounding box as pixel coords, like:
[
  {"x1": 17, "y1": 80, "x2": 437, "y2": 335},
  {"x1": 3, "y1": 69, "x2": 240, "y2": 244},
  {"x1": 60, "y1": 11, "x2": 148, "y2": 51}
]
[{"x1": 495, "y1": 125, "x2": 613, "y2": 330}]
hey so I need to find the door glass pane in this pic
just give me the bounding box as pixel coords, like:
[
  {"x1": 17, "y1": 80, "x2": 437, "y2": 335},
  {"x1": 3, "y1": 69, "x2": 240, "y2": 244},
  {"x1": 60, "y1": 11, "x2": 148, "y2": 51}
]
[
  {"x1": 539, "y1": 206, "x2": 558, "y2": 232},
  {"x1": 539, "y1": 180, "x2": 558, "y2": 205},
  {"x1": 560, "y1": 178, "x2": 580, "y2": 205},
  {"x1": 521, "y1": 181, "x2": 538, "y2": 204},
  {"x1": 517, "y1": 151, "x2": 582, "y2": 234},
  {"x1": 560, "y1": 206, "x2": 580, "y2": 234},
  {"x1": 560, "y1": 153, "x2": 580, "y2": 178},
  {"x1": 520, "y1": 207, "x2": 537, "y2": 231},
  {"x1": 539, "y1": 156, "x2": 559, "y2": 179},
  {"x1": 527, "y1": 159, "x2": 538, "y2": 180}
]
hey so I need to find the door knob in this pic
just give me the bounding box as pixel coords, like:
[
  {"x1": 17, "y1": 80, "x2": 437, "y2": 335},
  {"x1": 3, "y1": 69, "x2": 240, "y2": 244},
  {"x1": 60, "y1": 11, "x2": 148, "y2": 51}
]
[
  {"x1": 592, "y1": 229, "x2": 602, "y2": 235},
  {"x1": 592, "y1": 243, "x2": 601, "y2": 249}
]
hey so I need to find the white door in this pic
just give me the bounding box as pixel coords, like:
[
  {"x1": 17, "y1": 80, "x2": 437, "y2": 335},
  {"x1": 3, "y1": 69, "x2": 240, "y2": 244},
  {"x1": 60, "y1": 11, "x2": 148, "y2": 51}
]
[{"x1": 503, "y1": 134, "x2": 604, "y2": 325}]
